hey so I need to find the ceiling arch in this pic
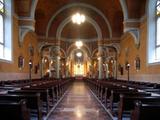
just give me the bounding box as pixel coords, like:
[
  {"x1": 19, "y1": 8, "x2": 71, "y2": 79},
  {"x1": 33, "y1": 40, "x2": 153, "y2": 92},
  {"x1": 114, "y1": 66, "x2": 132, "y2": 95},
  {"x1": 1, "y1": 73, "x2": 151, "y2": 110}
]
[
  {"x1": 120, "y1": 0, "x2": 128, "y2": 20},
  {"x1": 14, "y1": 0, "x2": 147, "y2": 45},
  {"x1": 66, "y1": 43, "x2": 91, "y2": 57},
  {"x1": 56, "y1": 16, "x2": 102, "y2": 40},
  {"x1": 46, "y1": 2, "x2": 112, "y2": 38}
]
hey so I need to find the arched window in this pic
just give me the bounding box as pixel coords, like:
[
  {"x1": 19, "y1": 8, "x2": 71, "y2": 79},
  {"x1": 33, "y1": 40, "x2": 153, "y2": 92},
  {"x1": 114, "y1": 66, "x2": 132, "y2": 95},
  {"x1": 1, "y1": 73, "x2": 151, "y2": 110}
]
[
  {"x1": 148, "y1": 0, "x2": 160, "y2": 64},
  {"x1": 0, "y1": 0, "x2": 12, "y2": 61},
  {"x1": 0, "y1": 0, "x2": 4, "y2": 59},
  {"x1": 156, "y1": 0, "x2": 160, "y2": 61}
]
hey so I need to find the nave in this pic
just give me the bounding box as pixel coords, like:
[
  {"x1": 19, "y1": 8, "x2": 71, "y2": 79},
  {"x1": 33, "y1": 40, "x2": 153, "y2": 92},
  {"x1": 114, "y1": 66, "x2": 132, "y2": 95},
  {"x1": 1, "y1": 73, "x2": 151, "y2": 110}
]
[
  {"x1": 1, "y1": 1, "x2": 160, "y2": 120},
  {"x1": 48, "y1": 81, "x2": 112, "y2": 120}
]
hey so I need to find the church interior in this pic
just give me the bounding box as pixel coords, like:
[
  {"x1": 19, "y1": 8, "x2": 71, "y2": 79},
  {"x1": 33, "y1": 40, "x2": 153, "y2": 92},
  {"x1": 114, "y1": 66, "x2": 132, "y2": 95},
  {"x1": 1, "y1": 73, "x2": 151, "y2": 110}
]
[{"x1": 0, "y1": 0, "x2": 160, "y2": 120}]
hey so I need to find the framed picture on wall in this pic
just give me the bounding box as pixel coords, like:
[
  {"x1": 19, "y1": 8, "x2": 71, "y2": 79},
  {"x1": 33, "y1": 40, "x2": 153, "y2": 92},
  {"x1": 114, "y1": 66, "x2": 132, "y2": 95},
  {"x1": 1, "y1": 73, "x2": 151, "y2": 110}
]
[
  {"x1": 118, "y1": 64, "x2": 123, "y2": 75},
  {"x1": 34, "y1": 63, "x2": 39, "y2": 74},
  {"x1": 29, "y1": 44, "x2": 34, "y2": 57},
  {"x1": 135, "y1": 56, "x2": 140, "y2": 71},
  {"x1": 18, "y1": 55, "x2": 24, "y2": 69}
]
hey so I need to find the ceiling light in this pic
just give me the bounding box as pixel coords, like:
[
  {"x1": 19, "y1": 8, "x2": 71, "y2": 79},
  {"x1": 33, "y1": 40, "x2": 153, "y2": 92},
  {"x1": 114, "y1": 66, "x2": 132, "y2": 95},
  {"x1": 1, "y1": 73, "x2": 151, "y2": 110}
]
[
  {"x1": 75, "y1": 41, "x2": 83, "y2": 48},
  {"x1": 72, "y1": 12, "x2": 85, "y2": 25},
  {"x1": 76, "y1": 52, "x2": 82, "y2": 57}
]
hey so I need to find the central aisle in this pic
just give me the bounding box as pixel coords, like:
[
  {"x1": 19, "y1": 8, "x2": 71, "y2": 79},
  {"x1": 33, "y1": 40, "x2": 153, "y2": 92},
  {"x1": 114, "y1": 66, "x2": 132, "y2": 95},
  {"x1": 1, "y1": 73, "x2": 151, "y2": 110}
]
[{"x1": 48, "y1": 81, "x2": 112, "y2": 120}]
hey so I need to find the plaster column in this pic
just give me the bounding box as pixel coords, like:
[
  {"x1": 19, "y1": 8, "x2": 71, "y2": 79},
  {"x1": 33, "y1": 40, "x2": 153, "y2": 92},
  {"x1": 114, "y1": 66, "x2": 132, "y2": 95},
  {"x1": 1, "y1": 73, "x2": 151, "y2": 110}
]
[
  {"x1": 113, "y1": 60, "x2": 117, "y2": 79},
  {"x1": 48, "y1": 48, "x2": 52, "y2": 78},
  {"x1": 66, "y1": 65, "x2": 69, "y2": 78},
  {"x1": 40, "y1": 54, "x2": 43, "y2": 78},
  {"x1": 98, "y1": 45, "x2": 103, "y2": 79},
  {"x1": 55, "y1": 46, "x2": 60, "y2": 79},
  {"x1": 105, "y1": 63, "x2": 109, "y2": 79}
]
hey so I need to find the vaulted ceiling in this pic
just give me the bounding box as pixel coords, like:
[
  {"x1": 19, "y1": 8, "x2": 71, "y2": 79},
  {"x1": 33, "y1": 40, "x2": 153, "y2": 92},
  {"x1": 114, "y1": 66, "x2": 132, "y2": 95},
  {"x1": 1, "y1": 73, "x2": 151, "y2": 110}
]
[{"x1": 14, "y1": 0, "x2": 146, "y2": 45}]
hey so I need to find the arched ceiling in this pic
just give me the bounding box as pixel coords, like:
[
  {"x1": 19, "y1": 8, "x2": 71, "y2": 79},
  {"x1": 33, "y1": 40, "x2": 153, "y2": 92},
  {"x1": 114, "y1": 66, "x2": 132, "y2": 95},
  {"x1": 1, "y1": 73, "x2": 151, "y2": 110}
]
[
  {"x1": 61, "y1": 21, "x2": 97, "y2": 40},
  {"x1": 14, "y1": 0, "x2": 146, "y2": 45}
]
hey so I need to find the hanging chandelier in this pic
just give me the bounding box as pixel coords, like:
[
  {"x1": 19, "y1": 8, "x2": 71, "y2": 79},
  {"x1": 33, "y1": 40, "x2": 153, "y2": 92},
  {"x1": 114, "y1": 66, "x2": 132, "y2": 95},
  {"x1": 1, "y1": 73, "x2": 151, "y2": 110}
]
[
  {"x1": 76, "y1": 52, "x2": 82, "y2": 57},
  {"x1": 75, "y1": 41, "x2": 83, "y2": 48},
  {"x1": 72, "y1": 12, "x2": 85, "y2": 25}
]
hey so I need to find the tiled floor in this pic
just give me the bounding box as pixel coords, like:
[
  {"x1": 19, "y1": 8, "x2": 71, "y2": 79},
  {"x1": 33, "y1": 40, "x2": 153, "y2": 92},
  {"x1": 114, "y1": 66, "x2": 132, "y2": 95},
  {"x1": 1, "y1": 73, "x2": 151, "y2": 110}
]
[{"x1": 48, "y1": 81, "x2": 112, "y2": 120}]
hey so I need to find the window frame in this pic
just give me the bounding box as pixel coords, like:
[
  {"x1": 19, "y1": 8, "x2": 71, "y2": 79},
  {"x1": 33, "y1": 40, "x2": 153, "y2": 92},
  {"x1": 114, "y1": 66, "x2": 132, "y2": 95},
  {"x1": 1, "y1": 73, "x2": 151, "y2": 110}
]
[
  {"x1": 0, "y1": 0, "x2": 12, "y2": 62},
  {"x1": 156, "y1": 0, "x2": 160, "y2": 61},
  {"x1": 0, "y1": 0, "x2": 4, "y2": 59},
  {"x1": 147, "y1": 0, "x2": 160, "y2": 64}
]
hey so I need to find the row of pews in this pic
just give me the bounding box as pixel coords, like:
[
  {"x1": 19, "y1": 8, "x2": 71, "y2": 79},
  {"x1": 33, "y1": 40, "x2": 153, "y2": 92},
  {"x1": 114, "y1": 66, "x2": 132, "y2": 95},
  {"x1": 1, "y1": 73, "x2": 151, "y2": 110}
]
[
  {"x1": 86, "y1": 78, "x2": 160, "y2": 120},
  {"x1": 0, "y1": 77, "x2": 74, "y2": 120}
]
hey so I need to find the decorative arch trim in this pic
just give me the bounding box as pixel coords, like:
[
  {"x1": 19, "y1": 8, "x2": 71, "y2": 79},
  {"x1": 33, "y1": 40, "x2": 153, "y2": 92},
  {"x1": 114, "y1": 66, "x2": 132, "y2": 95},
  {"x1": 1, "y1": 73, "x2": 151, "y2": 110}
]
[
  {"x1": 30, "y1": 0, "x2": 38, "y2": 19},
  {"x1": 120, "y1": 0, "x2": 128, "y2": 20},
  {"x1": 66, "y1": 43, "x2": 91, "y2": 57},
  {"x1": 103, "y1": 44, "x2": 120, "y2": 54},
  {"x1": 18, "y1": 0, "x2": 38, "y2": 46},
  {"x1": 38, "y1": 43, "x2": 67, "y2": 58},
  {"x1": 121, "y1": 30, "x2": 140, "y2": 49},
  {"x1": 125, "y1": 29, "x2": 140, "y2": 48},
  {"x1": 59, "y1": 48, "x2": 67, "y2": 58},
  {"x1": 19, "y1": 26, "x2": 34, "y2": 46},
  {"x1": 91, "y1": 48, "x2": 98, "y2": 58}
]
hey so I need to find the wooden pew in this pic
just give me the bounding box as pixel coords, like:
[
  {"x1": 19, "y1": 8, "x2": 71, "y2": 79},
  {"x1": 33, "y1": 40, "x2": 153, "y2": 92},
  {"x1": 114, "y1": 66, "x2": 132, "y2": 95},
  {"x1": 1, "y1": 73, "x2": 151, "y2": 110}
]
[
  {"x1": 110, "y1": 89, "x2": 140, "y2": 111},
  {"x1": 118, "y1": 95, "x2": 160, "y2": 120},
  {"x1": 21, "y1": 87, "x2": 50, "y2": 113},
  {"x1": 0, "y1": 93, "x2": 42, "y2": 120},
  {"x1": 104, "y1": 87, "x2": 129, "y2": 108},
  {"x1": 143, "y1": 88, "x2": 160, "y2": 94},
  {"x1": 0, "y1": 99, "x2": 30, "y2": 120},
  {"x1": 131, "y1": 101, "x2": 160, "y2": 120}
]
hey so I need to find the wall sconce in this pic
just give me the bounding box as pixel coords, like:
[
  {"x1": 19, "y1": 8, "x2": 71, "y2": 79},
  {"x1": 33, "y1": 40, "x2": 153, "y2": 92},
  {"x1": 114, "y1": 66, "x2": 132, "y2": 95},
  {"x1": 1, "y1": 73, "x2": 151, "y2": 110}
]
[
  {"x1": 111, "y1": 60, "x2": 114, "y2": 63},
  {"x1": 47, "y1": 69, "x2": 50, "y2": 73},
  {"x1": 29, "y1": 59, "x2": 33, "y2": 80},
  {"x1": 29, "y1": 59, "x2": 33, "y2": 69},
  {"x1": 126, "y1": 63, "x2": 130, "y2": 70},
  {"x1": 50, "y1": 60, "x2": 53, "y2": 64},
  {"x1": 57, "y1": 56, "x2": 61, "y2": 60},
  {"x1": 97, "y1": 57, "x2": 101, "y2": 60},
  {"x1": 44, "y1": 59, "x2": 48, "y2": 63},
  {"x1": 126, "y1": 63, "x2": 130, "y2": 82}
]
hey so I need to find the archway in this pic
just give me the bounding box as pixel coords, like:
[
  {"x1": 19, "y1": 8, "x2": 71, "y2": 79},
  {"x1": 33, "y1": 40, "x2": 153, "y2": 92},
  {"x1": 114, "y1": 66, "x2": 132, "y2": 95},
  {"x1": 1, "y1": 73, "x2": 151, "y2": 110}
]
[{"x1": 67, "y1": 44, "x2": 91, "y2": 77}]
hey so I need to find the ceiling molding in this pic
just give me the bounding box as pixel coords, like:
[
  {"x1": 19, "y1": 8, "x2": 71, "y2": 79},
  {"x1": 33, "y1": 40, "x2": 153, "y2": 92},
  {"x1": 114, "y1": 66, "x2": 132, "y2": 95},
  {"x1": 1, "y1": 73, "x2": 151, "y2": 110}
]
[{"x1": 38, "y1": 35, "x2": 121, "y2": 43}]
